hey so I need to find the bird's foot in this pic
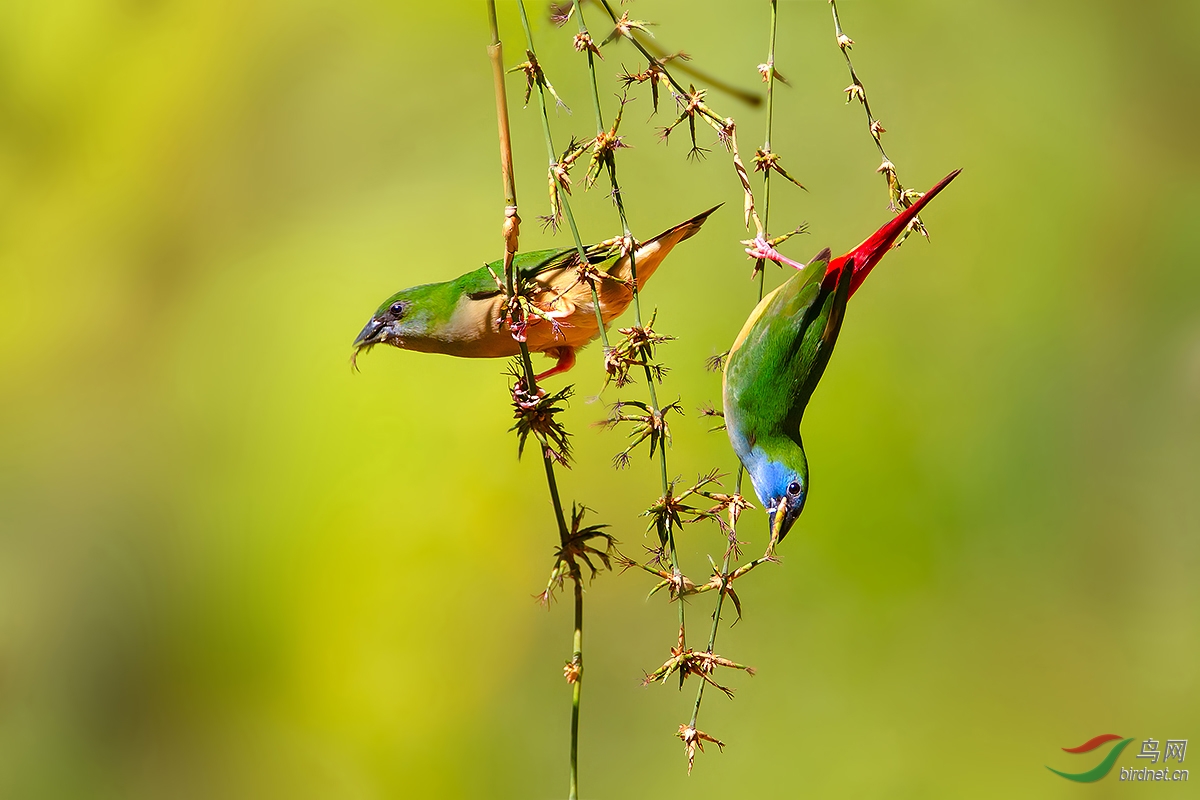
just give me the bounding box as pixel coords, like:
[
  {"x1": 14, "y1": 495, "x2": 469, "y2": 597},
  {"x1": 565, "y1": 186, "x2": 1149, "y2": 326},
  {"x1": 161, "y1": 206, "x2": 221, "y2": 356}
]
[
  {"x1": 511, "y1": 348, "x2": 576, "y2": 407},
  {"x1": 511, "y1": 380, "x2": 547, "y2": 407},
  {"x1": 534, "y1": 347, "x2": 576, "y2": 383},
  {"x1": 745, "y1": 236, "x2": 807, "y2": 271}
]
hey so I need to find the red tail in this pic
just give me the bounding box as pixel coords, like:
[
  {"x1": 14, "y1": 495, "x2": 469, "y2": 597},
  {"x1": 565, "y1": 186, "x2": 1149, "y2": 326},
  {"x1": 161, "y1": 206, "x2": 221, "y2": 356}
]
[{"x1": 825, "y1": 169, "x2": 961, "y2": 297}]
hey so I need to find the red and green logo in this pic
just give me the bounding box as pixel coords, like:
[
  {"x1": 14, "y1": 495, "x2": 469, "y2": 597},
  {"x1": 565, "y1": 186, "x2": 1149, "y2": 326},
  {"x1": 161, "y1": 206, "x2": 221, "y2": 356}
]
[{"x1": 1047, "y1": 734, "x2": 1134, "y2": 782}]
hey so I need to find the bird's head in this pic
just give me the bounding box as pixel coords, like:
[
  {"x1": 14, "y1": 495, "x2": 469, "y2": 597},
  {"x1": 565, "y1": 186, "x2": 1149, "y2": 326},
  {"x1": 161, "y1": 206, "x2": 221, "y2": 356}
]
[
  {"x1": 352, "y1": 289, "x2": 429, "y2": 368},
  {"x1": 746, "y1": 446, "x2": 810, "y2": 544}
]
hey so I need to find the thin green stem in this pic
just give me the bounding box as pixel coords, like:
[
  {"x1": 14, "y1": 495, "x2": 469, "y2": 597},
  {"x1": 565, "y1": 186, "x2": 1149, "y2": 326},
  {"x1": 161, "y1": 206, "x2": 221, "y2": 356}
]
[
  {"x1": 516, "y1": 0, "x2": 610, "y2": 350},
  {"x1": 690, "y1": 0, "x2": 781, "y2": 733},
  {"x1": 756, "y1": 0, "x2": 780, "y2": 302},
  {"x1": 829, "y1": 0, "x2": 927, "y2": 244},
  {"x1": 597, "y1": 0, "x2": 688, "y2": 98},
  {"x1": 570, "y1": 573, "x2": 583, "y2": 796},
  {"x1": 615, "y1": 163, "x2": 687, "y2": 651},
  {"x1": 572, "y1": 12, "x2": 605, "y2": 134},
  {"x1": 575, "y1": 0, "x2": 687, "y2": 647},
  {"x1": 595, "y1": 0, "x2": 734, "y2": 135},
  {"x1": 830, "y1": 0, "x2": 890, "y2": 163},
  {"x1": 596, "y1": 0, "x2": 764, "y2": 237}
]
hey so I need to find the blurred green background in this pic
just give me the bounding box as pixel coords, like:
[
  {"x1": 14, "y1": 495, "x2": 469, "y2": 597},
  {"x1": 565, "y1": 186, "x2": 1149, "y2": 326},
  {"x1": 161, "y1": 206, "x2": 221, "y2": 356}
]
[{"x1": 2, "y1": 1, "x2": 1197, "y2": 797}]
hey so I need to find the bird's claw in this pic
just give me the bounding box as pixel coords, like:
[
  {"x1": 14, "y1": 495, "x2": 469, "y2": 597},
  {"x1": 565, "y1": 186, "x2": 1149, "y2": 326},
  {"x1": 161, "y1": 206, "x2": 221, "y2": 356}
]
[
  {"x1": 743, "y1": 236, "x2": 775, "y2": 261},
  {"x1": 745, "y1": 236, "x2": 806, "y2": 271},
  {"x1": 511, "y1": 379, "x2": 548, "y2": 407}
]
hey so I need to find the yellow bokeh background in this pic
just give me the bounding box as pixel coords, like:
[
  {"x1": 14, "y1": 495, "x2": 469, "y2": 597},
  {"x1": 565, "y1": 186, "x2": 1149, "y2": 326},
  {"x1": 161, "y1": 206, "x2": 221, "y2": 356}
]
[{"x1": 2, "y1": 1, "x2": 1197, "y2": 797}]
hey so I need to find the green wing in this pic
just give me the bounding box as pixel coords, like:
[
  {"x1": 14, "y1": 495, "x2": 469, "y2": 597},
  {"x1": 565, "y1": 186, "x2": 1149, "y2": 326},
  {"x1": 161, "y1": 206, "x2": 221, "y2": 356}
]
[
  {"x1": 726, "y1": 249, "x2": 852, "y2": 440},
  {"x1": 456, "y1": 243, "x2": 622, "y2": 300}
]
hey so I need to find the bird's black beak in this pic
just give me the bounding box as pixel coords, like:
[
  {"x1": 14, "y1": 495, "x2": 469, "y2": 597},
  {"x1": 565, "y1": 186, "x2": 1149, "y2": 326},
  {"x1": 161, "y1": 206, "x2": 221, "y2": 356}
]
[
  {"x1": 354, "y1": 318, "x2": 386, "y2": 350},
  {"x1": 351, "y1": 318, "x2": 388, "y2": 371}
]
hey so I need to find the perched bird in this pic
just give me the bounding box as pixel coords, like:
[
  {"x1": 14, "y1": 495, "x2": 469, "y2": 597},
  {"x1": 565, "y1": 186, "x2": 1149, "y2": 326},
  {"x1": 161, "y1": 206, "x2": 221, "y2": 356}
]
[
  {"x1": 353, "y1": 207, "x2": 719, "y2": 379},
  {"x1": 723, "y1": 170, "x2": 960, "y2": 542}
]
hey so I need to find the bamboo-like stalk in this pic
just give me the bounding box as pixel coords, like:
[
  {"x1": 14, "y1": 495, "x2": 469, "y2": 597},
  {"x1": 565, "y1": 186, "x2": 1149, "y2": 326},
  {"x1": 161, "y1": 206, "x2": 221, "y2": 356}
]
[
  {"x1": 486, "y1": 0, "x2": 520, "y2": 297},
  {"x1": 486, "y1": 5, "x2": 581, "y2": 798}
]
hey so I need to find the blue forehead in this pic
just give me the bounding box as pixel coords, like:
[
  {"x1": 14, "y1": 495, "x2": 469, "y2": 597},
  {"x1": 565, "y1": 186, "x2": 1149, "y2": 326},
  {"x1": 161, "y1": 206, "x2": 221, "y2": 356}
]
[{"x1": 747, "y1": 452, "x2": 804, "y2": 505}]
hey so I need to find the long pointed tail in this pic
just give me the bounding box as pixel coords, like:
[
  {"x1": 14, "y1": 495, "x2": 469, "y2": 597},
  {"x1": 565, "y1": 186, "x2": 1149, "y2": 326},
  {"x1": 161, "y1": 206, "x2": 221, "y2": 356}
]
[
  {"x1": 651, "y1": 204, "x2": 722, "y2": 248},
  {"x1": 826, "y1": 169, "x2": 961, "y2": 298},
  {"x1": 611, "y1": 204, "x2": 722, "y2": 288}
]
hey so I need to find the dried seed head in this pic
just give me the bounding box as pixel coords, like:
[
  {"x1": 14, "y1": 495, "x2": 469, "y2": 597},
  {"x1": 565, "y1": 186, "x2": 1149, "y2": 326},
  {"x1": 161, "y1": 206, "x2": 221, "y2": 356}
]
[
  {"x1": 556, "y1": 504, "x2": 616, "y2": 580},
  {"x1": 619, "y1": 63, "x2": 669, "y2": 113},
  {"x1": 536, "y1": 557, "x2": 572, "y2": 607},
  {"x1": 715, "y1": 117, "x2": 736, "y2": 151},
  {"x1": 582, "y1": 101, "x2": 631, "y2": 190},
  {"x1": 678, "y1": 724, "x2": 725, "y2": 773},
  {"x1": 612, "y1": 10, "x2": 652, "y2": 40},
  {"x1": 550, "y1": 164, "x2": 570, "y2": 191},
  {"x1": 837, "y1": 32, "x2": 854, "y2": 50},
  {"x1": 573, "y1": 31, "x2": 603, "y2": 59},
  {"x1": 844, "y1": 81, "x2": 866, "y2": 104},
  {"x1": 549, "y1": 2, "x2": 574, "y2": 26},
  {"x1": 508, "y1": 372, "x2": 574, "y2": 464},
  {"x1": 753, "y1": 146, "x2": 808, "y2": 190},
  {"x1": 508, "y1": 50, "x2": 570, "y2": 112},
  {"x1": 705, "y1": 351, "x2": 728, "y2": 373},
  {"x1": 756, "y1": 63, "x2": 789, "y2": 84},
  {"x1": 600, "y1": 309, "x2": 672, "y2": 389},
  {"x1": 545, "y1": 170, "x2": 565, "y2": 232}
]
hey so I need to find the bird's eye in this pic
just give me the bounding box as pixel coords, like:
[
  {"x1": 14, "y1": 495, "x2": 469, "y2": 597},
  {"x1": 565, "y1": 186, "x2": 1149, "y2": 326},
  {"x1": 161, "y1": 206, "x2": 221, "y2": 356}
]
[
  {"x1": 787, "y1": 481, "x2": 802, "y2": 497},
  {"x1": 389, "y1": 301, "x2": 405, "y2": 316}
]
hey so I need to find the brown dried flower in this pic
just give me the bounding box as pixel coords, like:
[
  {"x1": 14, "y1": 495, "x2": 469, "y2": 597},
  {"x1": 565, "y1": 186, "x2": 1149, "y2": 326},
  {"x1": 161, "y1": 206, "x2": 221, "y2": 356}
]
[
  {"x1": 573, "y1": 32, "x2": 603, "y2": 59},
  {"x1": 678, "y1": 725, "x2": 725, "y2": 774}
]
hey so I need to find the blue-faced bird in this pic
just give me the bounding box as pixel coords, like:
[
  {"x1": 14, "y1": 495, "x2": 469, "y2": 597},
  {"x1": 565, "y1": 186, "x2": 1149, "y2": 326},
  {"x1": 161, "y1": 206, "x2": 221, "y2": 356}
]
[
  {"x1": 353, "y1": 207, "x2": 718, "y2": 379},
  {"x1": 723, "y1": 170, "x2": 960, "y2": 542}
]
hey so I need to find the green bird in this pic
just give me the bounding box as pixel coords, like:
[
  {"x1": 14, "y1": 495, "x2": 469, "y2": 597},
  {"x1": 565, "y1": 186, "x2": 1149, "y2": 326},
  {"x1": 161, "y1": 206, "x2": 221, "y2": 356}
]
[
  {"x1": 353, "y1": 207, "x2": 719, "y2": 379},
  {"x1": 723, "y1": 170, "x2": 960, "y2": 541}
]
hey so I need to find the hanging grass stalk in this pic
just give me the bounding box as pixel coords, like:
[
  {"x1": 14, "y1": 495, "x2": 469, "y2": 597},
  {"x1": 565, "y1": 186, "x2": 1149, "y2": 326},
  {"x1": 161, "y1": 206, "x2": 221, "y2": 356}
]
[
  {"x1": 595, "y1": 0, "x2": 766, "y2": 238},
  {"x1": 684, "y1": 0, "x2": 793, "y2": 770},
  {"x1": 565, "y1": 0, "x2": 691, "y2": 671},
  {"x1": 829, "y1": 0, "x2": 928, "y2": 243},
  {"x1": 560, "y1": 0, "x2": 808, "y2": 771}
]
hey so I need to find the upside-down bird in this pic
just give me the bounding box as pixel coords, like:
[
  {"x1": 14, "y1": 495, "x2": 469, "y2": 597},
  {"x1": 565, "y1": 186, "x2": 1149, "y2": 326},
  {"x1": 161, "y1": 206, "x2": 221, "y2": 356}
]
[{"x1": 723, "y1": 170, "x2": 961, "y2": 542}]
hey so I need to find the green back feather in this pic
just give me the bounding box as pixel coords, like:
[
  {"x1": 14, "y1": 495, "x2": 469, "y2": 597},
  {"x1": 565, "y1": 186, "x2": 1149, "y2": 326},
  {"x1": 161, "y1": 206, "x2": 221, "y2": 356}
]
[
  {"x1": 458, "y1": 244, "x2": 621, "y2": 300},
  {"x1": 725, "y1": 248, "x2": 852, "y2": 459}
]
